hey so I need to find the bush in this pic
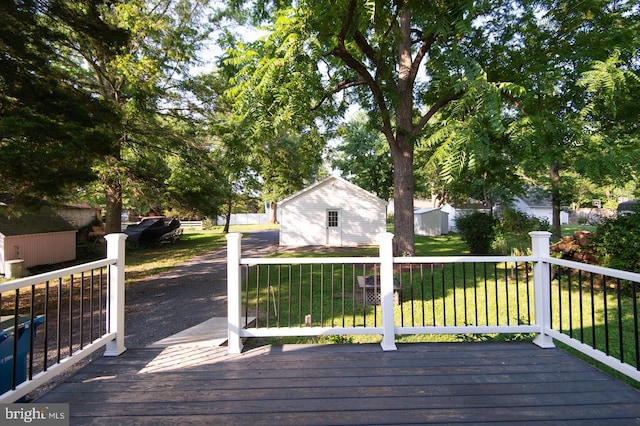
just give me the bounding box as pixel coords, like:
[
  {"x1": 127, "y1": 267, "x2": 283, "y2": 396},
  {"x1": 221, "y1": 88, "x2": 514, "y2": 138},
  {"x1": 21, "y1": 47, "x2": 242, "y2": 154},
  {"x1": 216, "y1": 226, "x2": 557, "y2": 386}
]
[
  {"x1": 455, "y1": 212, "x2": 497, "y2": 254},
  {"x1": 593, "y1": 211, "x2": 640, "y2": 273},
  {"x1": 496, "y1": 208, "x2": 549, "y2": 254},
  {"x1": 501, "y1": 208, "x2": 549, "y2": 233}
]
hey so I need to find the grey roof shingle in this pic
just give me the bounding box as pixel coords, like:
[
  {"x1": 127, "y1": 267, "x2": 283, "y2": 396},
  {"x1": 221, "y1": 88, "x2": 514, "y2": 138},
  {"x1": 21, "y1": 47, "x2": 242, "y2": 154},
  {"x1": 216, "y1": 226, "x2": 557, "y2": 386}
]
[{"x1": 0, "y1": 206, "x2": 76, "y2": 236}]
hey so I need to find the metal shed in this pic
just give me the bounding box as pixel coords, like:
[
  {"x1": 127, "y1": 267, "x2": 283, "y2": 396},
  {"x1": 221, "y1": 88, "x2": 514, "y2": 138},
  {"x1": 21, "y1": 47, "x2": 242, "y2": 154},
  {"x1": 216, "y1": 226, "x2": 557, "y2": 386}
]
[{"x1": 413, "y1": 207, "x2": 449, "y2": 236}]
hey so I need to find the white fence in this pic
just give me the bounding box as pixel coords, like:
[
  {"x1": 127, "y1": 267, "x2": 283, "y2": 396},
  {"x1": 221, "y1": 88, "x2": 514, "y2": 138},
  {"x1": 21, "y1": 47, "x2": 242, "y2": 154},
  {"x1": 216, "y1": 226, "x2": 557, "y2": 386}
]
[
  {"x1": 120, "y1": 215, "x2": 272, "y2": 231},
  {"x1": 216, "y1": 213, "x2": 271, "y2": 226},
  {"x1": 0, "y1": 234, "x2": 127, "y2": 402},
  {"x1": 227, "y1": 231, "x2": 640, "y2": 384}
]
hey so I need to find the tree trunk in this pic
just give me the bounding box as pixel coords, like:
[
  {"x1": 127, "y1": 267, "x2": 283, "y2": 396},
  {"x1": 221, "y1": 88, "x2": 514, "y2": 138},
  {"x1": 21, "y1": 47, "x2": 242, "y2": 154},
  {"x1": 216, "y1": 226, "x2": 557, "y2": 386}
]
[
  {"x1": 104, "y1": 178, "x2": 122, "y2": 235},
  {"x1": 550, "y1": 162, "x2": 562, "y2": 239},
  {"x1": 268, "y1": 201, "x2": 278, "y2": 224},
  {"x1": 392, "y1": 148, "x2": 415, "y2": 255},
  {"x1": 391, "y1": 6, "x2": 416, "y2": 255},
  {"x1": 223, "y1": 197, "x2": 232, "y2": 233}
]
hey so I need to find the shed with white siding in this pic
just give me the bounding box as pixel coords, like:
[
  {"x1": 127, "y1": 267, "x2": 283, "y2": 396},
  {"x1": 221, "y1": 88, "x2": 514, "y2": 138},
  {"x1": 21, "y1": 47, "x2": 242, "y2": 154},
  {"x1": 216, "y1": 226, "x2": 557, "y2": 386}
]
[
  {"x1": 279, "y1": 176, "x2": 387, "y2": 246},
  {"x1": 0, "y1": 205, "x2": 76, "y2": 275},
  {"x1": 414, "y1": 208, "x2": 449, "y2": 236}
]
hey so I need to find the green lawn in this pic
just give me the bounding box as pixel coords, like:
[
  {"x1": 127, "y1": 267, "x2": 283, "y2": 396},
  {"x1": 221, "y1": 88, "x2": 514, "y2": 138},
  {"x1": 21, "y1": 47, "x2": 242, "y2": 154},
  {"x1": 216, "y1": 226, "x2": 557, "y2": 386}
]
[
  {"x1": 125, "y1": 224, "x2": 278, "y2": 282},
  {"x1": 124, "y1": 229, "x2": 227, "y2": 282}
]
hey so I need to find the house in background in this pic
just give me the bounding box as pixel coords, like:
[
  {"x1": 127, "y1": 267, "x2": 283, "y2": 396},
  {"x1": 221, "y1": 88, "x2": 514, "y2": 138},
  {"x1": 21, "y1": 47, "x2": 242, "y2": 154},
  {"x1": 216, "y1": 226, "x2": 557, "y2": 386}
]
[
  {"x1": 279, "y1": 176, "x2": 387, "y2": 246},
  {"x1": 55, "y1": 203, "x2": 101, "y2": 229},
  {"x1": 0, "y1": 205, "x2": 77, "y2": 276},
  {"x1": 512, "y1": 192, "x2": 569, "y2": 225},
  {"x1": 414, "y1": 208, "x2": 449, "y2": 236}
]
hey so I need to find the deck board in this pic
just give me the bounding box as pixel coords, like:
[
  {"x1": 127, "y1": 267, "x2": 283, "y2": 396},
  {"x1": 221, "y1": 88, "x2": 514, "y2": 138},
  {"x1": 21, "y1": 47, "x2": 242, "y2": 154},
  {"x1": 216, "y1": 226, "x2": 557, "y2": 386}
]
[{"x1": 37, "y1": 342, "x2": 640, "y2": 424}]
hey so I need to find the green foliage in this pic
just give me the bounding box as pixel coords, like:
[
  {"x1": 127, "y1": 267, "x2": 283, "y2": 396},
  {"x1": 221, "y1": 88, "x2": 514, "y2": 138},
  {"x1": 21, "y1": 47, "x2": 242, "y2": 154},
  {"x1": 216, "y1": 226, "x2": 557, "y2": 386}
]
[
  {"x1": 0, "y1": 0, "x2": 122, "y2": 202},
  {"x1": 321, "y1": 335, "x2": 354, "y2": 344},
  {"x1": 593, "y1": 210, "x2": 640, "y2": 273},
  {"x1": 454, "y1": 212, "x2": 497, "y2": 254},
  {"x1": 500, "y1": 209, "x2": 549, "y2": 233},
  {"x1": 480, "y1": 1, "x2": 640, "y2": 237},
  {"x1": 221, "y1": 0, "x2": 522, "y2": 255},
  {"x1": 331, "y1": 112, "x2": 393, "y2": 200},
  {"x1": 492, "y1": 208, "x2": 549, "y2": 255}
]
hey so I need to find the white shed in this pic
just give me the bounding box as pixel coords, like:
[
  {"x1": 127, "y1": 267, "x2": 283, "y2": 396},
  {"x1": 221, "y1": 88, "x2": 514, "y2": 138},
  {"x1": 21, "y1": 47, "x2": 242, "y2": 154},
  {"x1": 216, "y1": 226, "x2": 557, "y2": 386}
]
[
  {"x1": 414, "y1": 208, "x2": 449, "y2": 236},
  {"x1": 279, "y1": 176, "x2": 387, "y2": 246}
]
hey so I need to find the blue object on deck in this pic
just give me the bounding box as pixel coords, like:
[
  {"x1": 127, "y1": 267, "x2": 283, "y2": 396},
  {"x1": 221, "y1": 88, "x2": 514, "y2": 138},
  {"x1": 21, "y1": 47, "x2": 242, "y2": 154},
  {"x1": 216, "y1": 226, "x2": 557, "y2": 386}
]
[{"x1": 0, "y1": 315, "x2": 45, "y2": 394}]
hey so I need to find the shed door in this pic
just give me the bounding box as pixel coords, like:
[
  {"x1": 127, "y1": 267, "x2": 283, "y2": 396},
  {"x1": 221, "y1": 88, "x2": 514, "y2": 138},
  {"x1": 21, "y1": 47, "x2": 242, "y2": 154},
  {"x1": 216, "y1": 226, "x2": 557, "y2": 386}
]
[{"x1": 326, "y1": 209, "x2": 342, "y2": 246}]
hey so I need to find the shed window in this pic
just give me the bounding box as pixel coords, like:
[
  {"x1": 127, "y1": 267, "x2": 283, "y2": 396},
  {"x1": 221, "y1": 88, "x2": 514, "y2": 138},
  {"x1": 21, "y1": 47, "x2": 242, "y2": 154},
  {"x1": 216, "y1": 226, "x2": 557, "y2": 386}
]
[{"x1": 327, "y1": 210, "x2": 339, "y2": 227}]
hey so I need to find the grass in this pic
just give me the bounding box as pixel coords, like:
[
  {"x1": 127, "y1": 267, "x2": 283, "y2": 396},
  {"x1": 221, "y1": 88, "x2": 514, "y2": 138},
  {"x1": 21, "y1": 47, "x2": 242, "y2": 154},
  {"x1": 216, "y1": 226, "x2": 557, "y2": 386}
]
[
  {"x1": 243, "y1": 257, "x2": 535, "y2": 345},
  {"x1": 415, "y1": 234, "x2": 469, "y2": 255},
  {"x1": 7, "y1": 222, "x2": 638, "y2": 386},
  {"x1": 125, "y1": 224, "x2": 278, "y2": 282},
  {"x1": 245, "y1": 231, "x2": 532, "y2": 346},
  {"x1": 124, "y1": 229, "x2": 226, "y2": 282},
  {"x1": 561, "y1": 224, "x2": 597, "y2": 236},
  {"x1": 547, "y1": 270, "x2": 640, "y2": 380}
]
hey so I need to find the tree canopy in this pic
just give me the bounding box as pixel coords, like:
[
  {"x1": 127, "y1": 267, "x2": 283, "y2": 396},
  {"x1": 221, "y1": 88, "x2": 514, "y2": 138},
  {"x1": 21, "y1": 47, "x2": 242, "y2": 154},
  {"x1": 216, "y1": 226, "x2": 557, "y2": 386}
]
[
  {"x1": 330, "y1": 111, "x2": 393, "y2": 201},
  {"x1": 222, "y1": 0, "x2": 518, "y2": 253},
  {"x1": 1, "y1": 0, "x2": 227, "y2": 231},
  {"x1": 0, "y1": 0, "x2": 123, "y2": 203},
  {"x1": 2, "y1": 0, "x2": 639, "y2": 244},
  {"x1": 222, "y1": 0, "x2": 639, "y2": 248}
]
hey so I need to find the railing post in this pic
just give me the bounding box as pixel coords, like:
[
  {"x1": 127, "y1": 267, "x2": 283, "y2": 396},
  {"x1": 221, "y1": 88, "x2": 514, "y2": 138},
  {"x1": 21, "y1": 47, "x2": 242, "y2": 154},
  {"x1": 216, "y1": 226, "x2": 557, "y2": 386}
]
[
  {"x1": 226, "y1": 233, "x2": 243, "y2": 354},
  {"x1": 104, "y1": 233, "x2": 127, "y2": 356},
  {"x1": 530, "y1": 231, "x2": 555, "y2": 348},
  {"x1": 378, "y1": 232, "x2": 397, "y2": 351}
]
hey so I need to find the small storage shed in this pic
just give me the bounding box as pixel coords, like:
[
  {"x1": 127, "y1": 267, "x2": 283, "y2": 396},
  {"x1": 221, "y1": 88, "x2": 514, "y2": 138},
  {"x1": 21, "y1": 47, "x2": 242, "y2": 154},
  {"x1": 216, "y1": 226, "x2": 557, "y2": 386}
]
[
  {"x1": 0, "y1": 206, "x2": 77, "y2": 275},
  {"x1": 279, "y1": 176, "x2": 387, "y2": 246},
  {"x1": 414, "y1": 208, "x2": 449, "y2": 236}
]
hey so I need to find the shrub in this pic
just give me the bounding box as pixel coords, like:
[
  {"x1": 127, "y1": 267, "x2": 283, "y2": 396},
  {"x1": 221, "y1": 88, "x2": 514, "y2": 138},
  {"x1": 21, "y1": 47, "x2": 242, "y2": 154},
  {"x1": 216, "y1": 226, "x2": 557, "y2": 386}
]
[
  {"x1": 496, "y1": 208, "x2": 549, "y2": 254},
  {"x1": 501, "y1": 208, "x2": 549, "y2": 233},
  {"x1": 455, "y1": 212, "x2": 497, "y2": 254},
  {"x1": 202, "y1": 218, "x2": 217, "y2": 230},
  {"x1": 593, "y1": 211, "x2": 640, "y2": 273}
]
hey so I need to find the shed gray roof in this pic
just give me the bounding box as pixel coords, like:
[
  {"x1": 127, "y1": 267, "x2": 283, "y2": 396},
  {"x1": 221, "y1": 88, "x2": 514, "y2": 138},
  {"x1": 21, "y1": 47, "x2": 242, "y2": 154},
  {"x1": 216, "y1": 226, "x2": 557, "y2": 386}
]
[
  {"x1": 519, "y1": 188, "x2": 552, "y2": 208},
  {"x1": 279, "y1": 176, "x2": 387, "y2": 207},
  {"x1": 0, "y1": 205, "x2": 76, "y2": 236}
]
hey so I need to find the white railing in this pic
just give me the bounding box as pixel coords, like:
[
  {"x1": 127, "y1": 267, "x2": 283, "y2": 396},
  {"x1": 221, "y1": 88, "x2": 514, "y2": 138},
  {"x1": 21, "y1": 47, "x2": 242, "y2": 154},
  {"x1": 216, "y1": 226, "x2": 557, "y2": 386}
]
[
  {"x1": 0, "y1": 234, "x2": 127, "y2": 402},
  {"x1": 227, "y1": 231, "x2": 640, "y2": 384},
  {"x1": 543, "y1": 256, "x2": 640, "y2": 383}
]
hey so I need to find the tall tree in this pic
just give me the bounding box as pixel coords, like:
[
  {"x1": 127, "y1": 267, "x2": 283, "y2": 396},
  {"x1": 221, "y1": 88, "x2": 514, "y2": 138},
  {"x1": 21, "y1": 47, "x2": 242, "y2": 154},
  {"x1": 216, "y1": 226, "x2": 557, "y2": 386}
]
[
  {"x1": 0, "y1": 0, "x2": 125, "y2": 204},
  {"x1": 46, "y1": 0, "x2": 213, "y2": 233},
  {"x1": 577, "y1": 51, "x2": 640, "y2": 191},
  {"x1": 224, "y1": 1, "x2": 514, "y2": 254},
  {"x1": 223, "y1": 27, "x2": 327, "y2": 223},
  {"x1": 183, "y1": 68, "x2": 257, "y2": 231},
  {"x1": 331, "y1": 111, "x2": 393, "y2": 200},
  {"x1": 479, "y1": 0, "x2": 639, "y2": 237}
]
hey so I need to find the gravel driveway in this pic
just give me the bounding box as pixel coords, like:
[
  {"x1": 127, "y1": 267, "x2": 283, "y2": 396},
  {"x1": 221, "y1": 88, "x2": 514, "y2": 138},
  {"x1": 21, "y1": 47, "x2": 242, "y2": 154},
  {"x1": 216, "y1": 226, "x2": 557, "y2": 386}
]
[
  {"x1": 27, "y1": 230, "x2": 279, "y2": 402},
  {"x1": 124, "y1": 230, "x2": 280, "y2": 348}
]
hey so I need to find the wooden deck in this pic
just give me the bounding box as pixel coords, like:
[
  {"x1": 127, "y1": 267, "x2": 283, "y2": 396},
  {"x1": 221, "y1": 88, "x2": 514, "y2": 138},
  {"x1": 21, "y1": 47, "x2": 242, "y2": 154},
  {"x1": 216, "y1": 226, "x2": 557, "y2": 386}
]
[{"x1": 37, "y1": 342, "x2": 640, "y2": 425}]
